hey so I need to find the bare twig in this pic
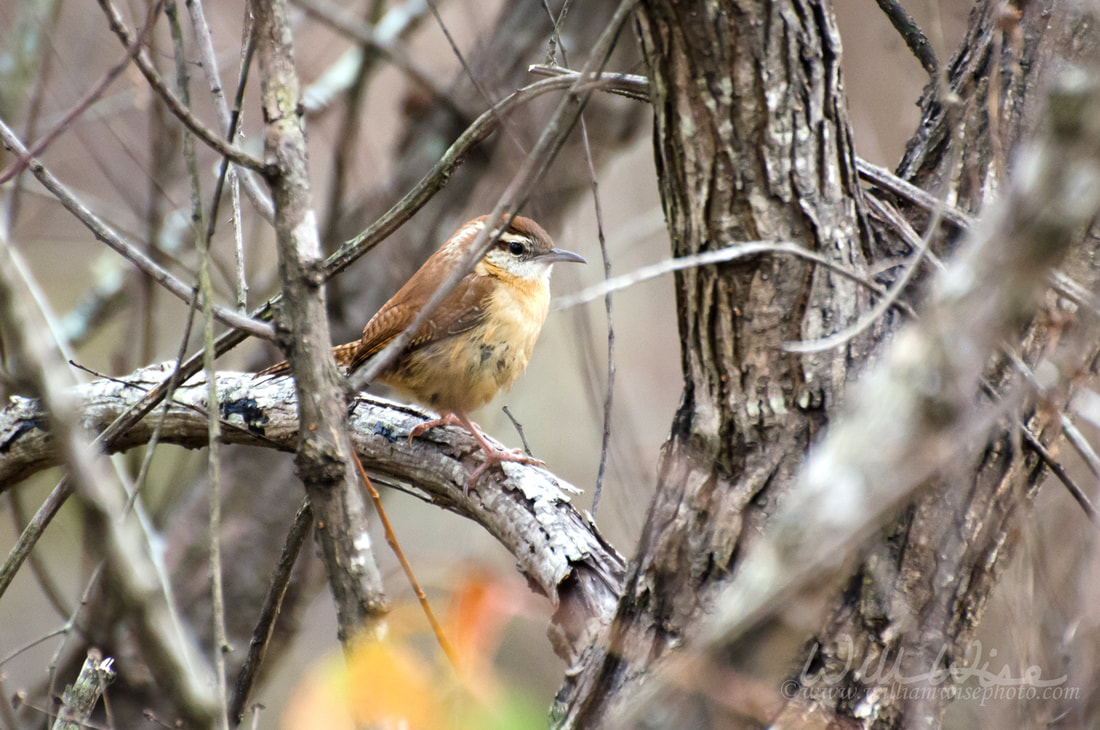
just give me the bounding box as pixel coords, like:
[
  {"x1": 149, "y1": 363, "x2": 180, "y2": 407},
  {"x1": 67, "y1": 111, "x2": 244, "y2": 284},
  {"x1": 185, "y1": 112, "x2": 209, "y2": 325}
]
[
  {"x1": 541, "y1": 13, "x2": 617, "y2": 517},
  {"x1": 165, "y1": 4, "x2": 231, "y2": 725},
  {"x1": 352, "y1": 453, "x2": 461, "y2": 672},
  {"x1": 554, "y1": 241, "x2": 915, "y2": 318},
  {"x1": 319, "y1": 0, "x2": 386, "y2": 324},
  {"x1": 873, "y1": 0, "x2": 938, "y2": 75},
  {"x1": 580, "y1": 117, "x2": 614, "y2": 518},
  {"x1": 0, "y1": 478, "x2": 72, "y2": 604},
  {"x1": 185, "y1": 0, "x2": 275, "y2": 222},
  {"x1": 0, "y1": 118, "x2": 275, "y2": 341},
  {"x1": 501, "y1": 405, "x2": 534, "y2": 456},
  {"x1": 855, "y1": 156, "x2": 975, "y2": 230},
  {"x1": 422, "y1": 0, "x2": 523, "y2": 152},
  {"x1": 528, "y1": 64, "x2": 651, "y2": 102},
  {"x1": 51, "y1": 649, "x2": 115, "y2": 730},
  {"x1": 203, "y1": 9, "x2": 259, "y2": 308},
  {"x1": 253, "y1": 0, "x2": 389, "y2": 647},
  {"x1": 96, "y1": 0, "x2": 269, "y2": 174},
  {"x1": 349, "y1": 0, "x2": 641, "y2": 393},
  {"x1": 0, "y1": 0, "x2": 64, "y2": 230},
  {"x1": 291, "y1": 0, "x2": 456, "y2": 115},
  {"x1": 229, "y1": 500, "x2": 313, "y2": 726},
  {"x1": 1023, "y1": 427, "x2": 1098, "y2": 522},
  {"x1": 784, "y1": 107, "x2": 968, "y2": 354},
  {"x1": 0, "y1": 1, "x2": 165, "y2": 185},
  {"x1": 6, "y1": 490, "x2": 72, "y2": 617}
]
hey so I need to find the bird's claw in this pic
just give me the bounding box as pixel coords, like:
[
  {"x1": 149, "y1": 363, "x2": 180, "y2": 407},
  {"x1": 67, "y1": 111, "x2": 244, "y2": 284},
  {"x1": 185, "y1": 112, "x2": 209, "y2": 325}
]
[{"x1": 463, "y1": 446, "x2": 545, "y2": 495}]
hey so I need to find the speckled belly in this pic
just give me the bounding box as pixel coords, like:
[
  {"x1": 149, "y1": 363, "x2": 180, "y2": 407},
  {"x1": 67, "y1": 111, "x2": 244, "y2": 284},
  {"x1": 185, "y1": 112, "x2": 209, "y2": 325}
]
[{"x1": 381, "y1": 301, "x2": 547, "y2": 414}]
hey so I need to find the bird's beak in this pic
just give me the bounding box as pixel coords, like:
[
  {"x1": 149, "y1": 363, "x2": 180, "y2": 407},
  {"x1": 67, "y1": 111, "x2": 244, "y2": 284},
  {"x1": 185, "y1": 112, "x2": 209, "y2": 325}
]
[{"x1": 539, "y1": 248, "x2": 587, "y2": 265}]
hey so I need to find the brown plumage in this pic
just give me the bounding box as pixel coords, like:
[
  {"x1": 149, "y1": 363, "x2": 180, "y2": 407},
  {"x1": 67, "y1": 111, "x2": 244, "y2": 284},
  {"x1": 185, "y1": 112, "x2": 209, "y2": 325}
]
[{"x1": 259, "y1": 215, "x2": 585, "y2": 490}]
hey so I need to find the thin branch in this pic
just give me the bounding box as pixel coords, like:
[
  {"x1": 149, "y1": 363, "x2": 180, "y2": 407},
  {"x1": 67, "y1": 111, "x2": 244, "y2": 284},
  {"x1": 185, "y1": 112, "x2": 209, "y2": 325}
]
[
  {"x1": 291, "y1": 0, "x2": 457, "y2": 116},
  {"x1": 0, "y1": 478, "x2": 72, "y2": 604},
  {"x1": 165, "y1": 4, "x2": 231, "y2": 725},
  {"x1": 96, "y1": 0, "x2": 269, "y2": 174},
  {"x1": 203, "y1": 9, "x2": 259, "y2": 308},
  {"x1": 310, "y1": 0, "x2": 431, "y2": 107},
  {"x1": 421, "y1": 0, "x2": 524, "y2": 153},
  {"x1": 0, "y1": 118, "x2": 276, "y2": 341},
  {"x1": 858, "y1": 156, "x2": 1100, "y2": 321},
  {"x1": 581, "y1": 121, "x2": 614, "y2": 517},
  {"x1": 855, "y1": 157, "x2": 974, "y2": 230},
  {"x1": 873, "y1": 0, "x2": 938, "y2": 76},
  {"x1": 319, "y1": 0, "x2": 386, "y2": 322},
  {"x1": 0, "y1": 1, "x2": 165, "y2": 185},
  {"x1": 501, "y1": 405, "x2": 534, "y2": 456},
  {"x1": 0, "y1": 0, "x2": 64, "y2": 231},
  {"x1": 528, "y1": 64, "x2": 651, "y2": 102},
  {"x1": 352, "y1": 453, "x2": 461, "y2": 672},
  {"x1": 349, "y1": 0, "x2": 640, "y2": 393},
  {"x1": 541, "y1": 0, "x2": 573, "y2": 65},
  {"x1": 541, "y1": 12, "x2": 617, "y2": 518},
  {"x1": 784, "y1": 107, "x2": 968, "y2": 354},
  {"x1": 51, "y1": 649, "x2": 115, "y2": 730},
  {"x1": 185, "y1": 0, "x2": 275, "y2": 222},
  {"x1": 229, "y1": 500, "x2": 313, "y2": 726},
  {"x1": 553, "y1": 241, "x2": 915, "y2": 318},
  {"x1": 6, "y1": 490, "x2": 72, "y2": 618}
]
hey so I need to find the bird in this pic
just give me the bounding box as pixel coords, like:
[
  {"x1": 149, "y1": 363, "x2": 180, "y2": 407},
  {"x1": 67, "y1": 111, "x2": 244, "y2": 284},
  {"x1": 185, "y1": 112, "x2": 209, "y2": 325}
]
[{"x1": 259, "y1": 214, "x2": 586, "y2": 490}]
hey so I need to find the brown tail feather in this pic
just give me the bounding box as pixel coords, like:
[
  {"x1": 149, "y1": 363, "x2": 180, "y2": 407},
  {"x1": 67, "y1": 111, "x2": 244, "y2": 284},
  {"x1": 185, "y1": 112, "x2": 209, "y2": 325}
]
[
  {"x1": 255, "y1": 340, "x2": 361, "y2": 378},
  {"x1": 255, "y1": 359, "x2": 291, "y2": 377}
]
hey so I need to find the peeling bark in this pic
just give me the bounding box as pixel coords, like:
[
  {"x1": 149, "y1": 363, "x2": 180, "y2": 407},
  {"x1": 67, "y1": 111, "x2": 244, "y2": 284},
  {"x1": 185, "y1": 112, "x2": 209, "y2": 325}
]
[{"x1": 0, "y1": 364, "x2": 625, "y2": 665}]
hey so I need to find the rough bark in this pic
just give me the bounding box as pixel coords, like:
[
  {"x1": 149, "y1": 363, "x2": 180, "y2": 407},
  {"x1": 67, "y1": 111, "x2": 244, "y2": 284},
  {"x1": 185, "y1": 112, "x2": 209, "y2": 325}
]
[
  {"x1": 253, "y1": 0, "x2": 388, "y2": 646},
  {"x1": 0, "y1": 364, "x2": 625, "y2": 664},
  {"x1": 772, "y1": 2, "x2": 1100, "y2": 727},
  {"x1": 553, "y1": 1, "x2": 872, "y2": 725},
  {"x1": 72, "y1": 0, "x2": 647, "y2": 724},
  {"x1": 556, "y1": 1, "x2": 1100, "y2": 728}
]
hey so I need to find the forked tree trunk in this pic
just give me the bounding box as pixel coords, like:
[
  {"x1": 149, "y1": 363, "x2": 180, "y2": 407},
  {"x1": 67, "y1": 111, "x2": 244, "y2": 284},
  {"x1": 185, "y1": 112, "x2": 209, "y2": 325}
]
[
  {"x1": 555, "y1": 0, "x2": 875, "y2": 725},
  {"x1": 554, "y1": 1, "x2": 1100, "y2": 728}
]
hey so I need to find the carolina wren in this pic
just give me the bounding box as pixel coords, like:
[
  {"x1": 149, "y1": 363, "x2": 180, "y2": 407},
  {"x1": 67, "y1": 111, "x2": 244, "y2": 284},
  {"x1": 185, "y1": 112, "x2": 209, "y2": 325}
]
[{"x1": 261, "y1": 215, "x2": 585, "y2": 489}]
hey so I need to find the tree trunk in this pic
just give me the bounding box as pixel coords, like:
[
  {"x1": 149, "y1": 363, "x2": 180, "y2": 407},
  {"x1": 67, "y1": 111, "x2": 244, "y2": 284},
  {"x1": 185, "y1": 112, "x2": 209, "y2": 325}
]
[
  {"x1": 555, "y1": 0, "x2": 874, "y2": 725},
  {"x1": 775, "y1": 2, "x2": 1100, "y2": 727},
  {"x1": 556, "y1": 1, "x2": 1100, "y2": 728}
]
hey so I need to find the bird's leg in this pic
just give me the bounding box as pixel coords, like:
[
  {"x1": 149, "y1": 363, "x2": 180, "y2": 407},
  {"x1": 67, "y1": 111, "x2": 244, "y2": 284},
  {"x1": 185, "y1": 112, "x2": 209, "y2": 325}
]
[
  {"x1": 408, "y1": 412, "x2": 465, "y2": 442},
  {"x1": 451, "y1": 412, "x2": 545, "y2": 493},
  {"x1": 407, "y1": 411, "x2": 545, "y2": 493}
]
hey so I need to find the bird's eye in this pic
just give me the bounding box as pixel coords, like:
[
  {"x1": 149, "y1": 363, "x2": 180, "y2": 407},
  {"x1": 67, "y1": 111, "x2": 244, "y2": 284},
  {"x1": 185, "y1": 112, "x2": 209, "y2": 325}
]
[{"x1": 508, "y1": 241, "x2": 525, "y2": 256}]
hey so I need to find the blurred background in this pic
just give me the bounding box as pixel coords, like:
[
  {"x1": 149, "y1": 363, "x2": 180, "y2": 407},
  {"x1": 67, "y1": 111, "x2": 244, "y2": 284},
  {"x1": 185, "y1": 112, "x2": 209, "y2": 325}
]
[{"x1": 4, "y1": 1, "x2": 1087, "y2": 728}]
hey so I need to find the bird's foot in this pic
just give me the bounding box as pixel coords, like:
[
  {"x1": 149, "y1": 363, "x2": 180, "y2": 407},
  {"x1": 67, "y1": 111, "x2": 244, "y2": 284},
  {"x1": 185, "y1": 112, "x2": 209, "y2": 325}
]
[
  {"x1": 466, "y1": 446, "x2": 545, "y2": 495},
  {"x1": 407, "y1": 411, "x2": 543, "y2": 495}
]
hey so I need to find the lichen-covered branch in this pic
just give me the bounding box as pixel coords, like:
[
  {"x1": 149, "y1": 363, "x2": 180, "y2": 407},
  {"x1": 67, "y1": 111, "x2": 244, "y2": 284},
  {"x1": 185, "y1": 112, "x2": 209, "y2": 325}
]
[{"x1": 0, "y1": 364, "x2": 625, "y2": 663}]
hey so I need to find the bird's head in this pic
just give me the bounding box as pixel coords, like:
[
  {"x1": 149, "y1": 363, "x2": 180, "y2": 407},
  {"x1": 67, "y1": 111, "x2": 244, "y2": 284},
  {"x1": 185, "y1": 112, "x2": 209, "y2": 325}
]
[{"x1": 466, "y1": 215, "x2": 586, "y2": 282}]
